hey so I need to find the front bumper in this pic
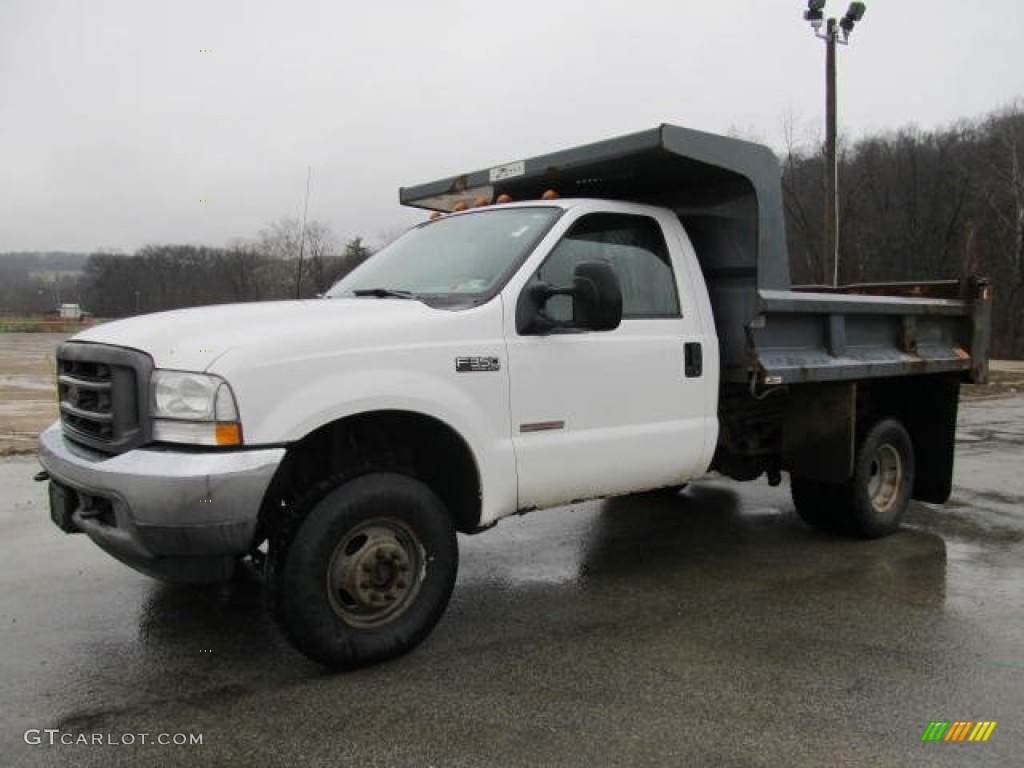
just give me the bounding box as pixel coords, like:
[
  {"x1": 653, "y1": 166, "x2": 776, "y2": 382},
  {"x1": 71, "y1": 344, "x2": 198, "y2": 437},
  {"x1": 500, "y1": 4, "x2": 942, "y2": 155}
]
[{"x1": 38, "y1": 422, "x2": 285, "y2": 584}]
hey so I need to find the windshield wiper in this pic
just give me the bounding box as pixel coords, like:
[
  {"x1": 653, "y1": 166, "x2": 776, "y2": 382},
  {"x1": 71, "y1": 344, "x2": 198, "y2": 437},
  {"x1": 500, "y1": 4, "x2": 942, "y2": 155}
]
[{"x1": 352, "y1": 288, "x2": 419, "y2": 300}]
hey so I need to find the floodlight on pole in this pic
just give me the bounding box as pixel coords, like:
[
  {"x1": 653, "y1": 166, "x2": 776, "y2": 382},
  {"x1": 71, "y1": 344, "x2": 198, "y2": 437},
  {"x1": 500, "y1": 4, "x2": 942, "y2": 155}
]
[
  {"x1": 840, "y1": 2, "x2": 867, "y2": 38},
  {"x1": 802, "y1": 1, "x2": 868, "y2": 287}
]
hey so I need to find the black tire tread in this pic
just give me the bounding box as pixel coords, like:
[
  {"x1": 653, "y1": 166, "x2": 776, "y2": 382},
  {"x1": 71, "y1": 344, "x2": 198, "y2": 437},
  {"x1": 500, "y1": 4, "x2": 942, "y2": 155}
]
[
  {"x1": 791, "y1": 417, "x2": 914, "y2": 540},
  {"x1": 267, "y1": 471, "x2": 457, "y2": 670},
  {"x1": 791, "y1": 476, "x2": 852, "y2": 534}
]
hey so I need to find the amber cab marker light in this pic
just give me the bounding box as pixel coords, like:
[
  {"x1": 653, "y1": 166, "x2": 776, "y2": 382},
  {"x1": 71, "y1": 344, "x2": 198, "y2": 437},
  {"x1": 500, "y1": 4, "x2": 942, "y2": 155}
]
[{"x1": 215, "y1": 423, "x2": 242, "y2": 446}]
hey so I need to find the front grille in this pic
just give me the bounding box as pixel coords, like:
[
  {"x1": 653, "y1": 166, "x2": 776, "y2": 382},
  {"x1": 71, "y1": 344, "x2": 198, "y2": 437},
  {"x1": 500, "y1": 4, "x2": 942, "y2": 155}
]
[{"x1": 57, "y1": 343, "x2": 154, "y2": 454}]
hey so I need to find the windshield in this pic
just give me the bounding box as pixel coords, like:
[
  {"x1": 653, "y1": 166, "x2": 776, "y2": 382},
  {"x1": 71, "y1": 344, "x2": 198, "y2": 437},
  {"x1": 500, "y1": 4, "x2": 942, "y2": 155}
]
[{"x1": 326, "y1": 206, "x2": 563, "y2": 307}]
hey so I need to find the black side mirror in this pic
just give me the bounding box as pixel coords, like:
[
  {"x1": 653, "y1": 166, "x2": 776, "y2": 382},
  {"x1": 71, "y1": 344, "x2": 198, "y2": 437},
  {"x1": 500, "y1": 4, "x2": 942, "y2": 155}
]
[
  {"x1": 571, "y1": 261, "x2": 622, "y2": 331},
  {"x1": 515, "y1": 260, "x2": 623, "y2": 335}
]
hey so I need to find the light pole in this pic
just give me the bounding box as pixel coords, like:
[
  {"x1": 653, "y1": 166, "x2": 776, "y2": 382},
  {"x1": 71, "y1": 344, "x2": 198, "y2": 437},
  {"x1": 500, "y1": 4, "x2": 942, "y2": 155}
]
[{"x1": 803, "y1": 1, "x2": 866, "y2": 287}]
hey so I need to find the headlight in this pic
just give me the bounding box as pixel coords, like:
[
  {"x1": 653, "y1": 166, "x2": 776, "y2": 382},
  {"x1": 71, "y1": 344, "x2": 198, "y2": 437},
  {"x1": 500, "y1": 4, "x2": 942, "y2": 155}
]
[{"x1": 151, "y1": 370, "x2": 242, "y2": 446}]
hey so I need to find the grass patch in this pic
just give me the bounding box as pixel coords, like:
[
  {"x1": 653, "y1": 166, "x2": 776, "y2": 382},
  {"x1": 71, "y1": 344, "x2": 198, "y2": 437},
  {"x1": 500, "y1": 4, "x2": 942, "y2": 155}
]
[{"x1": 0, "y1": 316, "x2": 100, "y2": 333}]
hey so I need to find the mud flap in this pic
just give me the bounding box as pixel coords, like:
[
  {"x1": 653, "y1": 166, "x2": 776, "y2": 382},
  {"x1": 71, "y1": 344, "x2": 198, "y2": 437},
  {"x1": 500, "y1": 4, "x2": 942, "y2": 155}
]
[{"x1": 782, "y1": 382, "x2": 856, "y2": 483}]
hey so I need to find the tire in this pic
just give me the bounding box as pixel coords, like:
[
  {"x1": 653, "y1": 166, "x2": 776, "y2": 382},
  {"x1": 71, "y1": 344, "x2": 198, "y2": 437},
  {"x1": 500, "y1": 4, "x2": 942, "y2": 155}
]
[
  {"x1": 791, "y1": 418, "x2": 915, "y2": 539},
  {"x1": 267, "y1": 472, "x2": 458, "y2": 670},
  {"x1": 845, "y1": 418, "x2": 915, "y2": 539},
  {"x1": 790, "y1": 476, "x2": 850, "y2": 534}
]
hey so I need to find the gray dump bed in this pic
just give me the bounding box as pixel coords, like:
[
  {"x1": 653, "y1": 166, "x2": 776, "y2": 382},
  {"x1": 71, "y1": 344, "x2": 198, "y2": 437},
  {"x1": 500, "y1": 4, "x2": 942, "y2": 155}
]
[{"x1": 400, "y1": 124, "x2": 991, "y2": 386}]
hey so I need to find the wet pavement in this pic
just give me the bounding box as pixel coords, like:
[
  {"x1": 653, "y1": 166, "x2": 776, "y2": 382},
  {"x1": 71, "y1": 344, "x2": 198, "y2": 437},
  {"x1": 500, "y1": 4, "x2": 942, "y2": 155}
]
[{"x1": 1, "y1": 394, "x2": 1022, "y2": 767}]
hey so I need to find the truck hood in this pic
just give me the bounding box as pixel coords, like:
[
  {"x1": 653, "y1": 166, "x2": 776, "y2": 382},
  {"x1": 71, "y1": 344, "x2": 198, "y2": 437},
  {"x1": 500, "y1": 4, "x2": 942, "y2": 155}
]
[{"x1": 71, "y1": 299, "x2": 452, "y2": 371}]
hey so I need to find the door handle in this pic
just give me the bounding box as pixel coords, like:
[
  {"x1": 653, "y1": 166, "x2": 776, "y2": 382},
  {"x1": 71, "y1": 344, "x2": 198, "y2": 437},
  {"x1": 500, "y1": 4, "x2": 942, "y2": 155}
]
[{"x1": 685, "y1": 342, "x2": 703, "y2": 378}]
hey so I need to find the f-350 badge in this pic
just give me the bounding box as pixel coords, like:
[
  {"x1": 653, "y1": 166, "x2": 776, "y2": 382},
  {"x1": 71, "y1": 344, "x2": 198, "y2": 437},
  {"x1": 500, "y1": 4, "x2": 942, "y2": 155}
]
[{"x1": 455, "y1": 357, "x2": 501, "y2": 373}]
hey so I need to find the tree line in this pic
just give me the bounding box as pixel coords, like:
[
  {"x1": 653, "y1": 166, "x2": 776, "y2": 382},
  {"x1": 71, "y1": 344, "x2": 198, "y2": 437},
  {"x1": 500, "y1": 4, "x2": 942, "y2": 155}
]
[
  {"x1": 79, "y1": 219, "x2": 373, "y2": 318},
  {"x1": 782, "y1": 103, "x2": 1023, "y2": 357},
  {"x1": 0, "y1": 220, "x2": 375, "y2": 318}
]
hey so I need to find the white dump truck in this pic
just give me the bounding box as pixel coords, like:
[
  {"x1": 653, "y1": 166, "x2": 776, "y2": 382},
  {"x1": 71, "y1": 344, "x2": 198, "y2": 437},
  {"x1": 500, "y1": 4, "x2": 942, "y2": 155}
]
[{"x1": 38, "y1": 125, "x2": 991, "y2": 669}]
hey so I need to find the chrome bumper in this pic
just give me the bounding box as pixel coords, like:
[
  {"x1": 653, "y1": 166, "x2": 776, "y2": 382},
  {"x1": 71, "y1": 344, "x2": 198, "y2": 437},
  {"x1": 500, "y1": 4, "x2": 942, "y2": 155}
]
[{"x1": 38, "y1": 422, "x2": 284, "y2": 583}]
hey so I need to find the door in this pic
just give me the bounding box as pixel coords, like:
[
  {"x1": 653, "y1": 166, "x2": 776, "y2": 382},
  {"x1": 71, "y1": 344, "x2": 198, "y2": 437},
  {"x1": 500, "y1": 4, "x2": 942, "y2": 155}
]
[{"x1": 506, "y1": 211, "x2": 710, "y2": 509}]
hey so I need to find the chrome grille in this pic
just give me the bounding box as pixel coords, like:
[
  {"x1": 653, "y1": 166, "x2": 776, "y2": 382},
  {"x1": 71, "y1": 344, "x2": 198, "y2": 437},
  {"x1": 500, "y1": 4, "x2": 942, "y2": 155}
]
[{"x1": 57, "y1": 343, "x2": 153, "y2": 454}]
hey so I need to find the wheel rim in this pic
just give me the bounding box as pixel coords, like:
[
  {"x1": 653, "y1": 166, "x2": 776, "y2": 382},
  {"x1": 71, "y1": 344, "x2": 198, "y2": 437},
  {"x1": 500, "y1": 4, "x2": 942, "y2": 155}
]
[
  {"x1": 867, "y1": 443, "x2": 902, "y2": 514},
  {"x1": 326, "y1": 518, "x2": 425, "y2": 628}
]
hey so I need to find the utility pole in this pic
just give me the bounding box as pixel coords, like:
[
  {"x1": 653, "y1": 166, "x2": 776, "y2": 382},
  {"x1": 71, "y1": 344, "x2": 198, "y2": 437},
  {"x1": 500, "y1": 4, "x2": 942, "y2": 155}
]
[
  {"x1": 295, "y1": 166, "x2": 312, "y2": 299},
  {"x1": 804, "y1": 1, "x2": 867, "y2": 287}
]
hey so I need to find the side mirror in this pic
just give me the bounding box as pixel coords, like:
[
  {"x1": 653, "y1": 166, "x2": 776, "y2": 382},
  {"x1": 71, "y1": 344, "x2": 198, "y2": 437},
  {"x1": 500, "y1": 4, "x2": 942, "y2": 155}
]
[
  {"x1": 515, "y1": 260, "x2": 623, "y2": 335},
  {"x1": 571, "y1": 261, "x2": 622, "y2": 332}
]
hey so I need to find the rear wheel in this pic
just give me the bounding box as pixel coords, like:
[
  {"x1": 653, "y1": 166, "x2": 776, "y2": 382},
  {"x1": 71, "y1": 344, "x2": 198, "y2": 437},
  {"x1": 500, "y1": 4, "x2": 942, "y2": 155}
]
[
  {"x1": 846, "y1": 418, "x2": 915, "y2": 538},
  {"x1": 791, "y1": 418, "x2": 915, "y2": 539},
  {"x1": 267, "y1": 472, "x2": 458, "y2": 670}
]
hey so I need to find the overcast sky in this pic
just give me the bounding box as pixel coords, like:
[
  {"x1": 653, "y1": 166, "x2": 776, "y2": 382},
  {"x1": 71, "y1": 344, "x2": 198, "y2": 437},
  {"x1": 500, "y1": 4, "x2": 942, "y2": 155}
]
[{"x1": 2, "y1": 0, "x2": 1022, "y2": 254}]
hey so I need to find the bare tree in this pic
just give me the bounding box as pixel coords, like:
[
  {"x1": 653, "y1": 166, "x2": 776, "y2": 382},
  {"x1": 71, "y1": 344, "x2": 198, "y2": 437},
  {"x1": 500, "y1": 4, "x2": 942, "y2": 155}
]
[
  {"x1": 974, "y1": 104, "x2": 1024, "y2": 355},
  {"x1": 781, "y1": 114, "x2": 827, "y2": 284},
  {"x1": 302, "y1": 221, "x2": 341, "y2": 296},
  {"x1": 375, "y1": 226, "x2": 410, "y2": 249},
  {"x1": 253, "y1": 217, "x2": 346, "y2": 298}
]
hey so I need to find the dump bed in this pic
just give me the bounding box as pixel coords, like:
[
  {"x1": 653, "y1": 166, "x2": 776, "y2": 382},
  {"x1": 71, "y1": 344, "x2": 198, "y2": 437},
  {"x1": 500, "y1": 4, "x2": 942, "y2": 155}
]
[{"x1": 400, "y1": 124, "x2": 991, "y2": 385}]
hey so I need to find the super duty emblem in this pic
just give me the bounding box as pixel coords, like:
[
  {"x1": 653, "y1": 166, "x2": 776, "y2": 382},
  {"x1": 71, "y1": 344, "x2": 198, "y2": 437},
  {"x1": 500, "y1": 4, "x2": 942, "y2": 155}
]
[{"x1": 456, "y1": 357, "x2": 501, "y2": 373}]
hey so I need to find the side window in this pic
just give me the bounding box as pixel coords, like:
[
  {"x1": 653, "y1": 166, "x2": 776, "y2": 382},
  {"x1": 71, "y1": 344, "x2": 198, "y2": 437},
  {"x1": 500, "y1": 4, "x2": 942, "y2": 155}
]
[{"x1": 533, "y1": 213, "x2": 681, "y2": 322}]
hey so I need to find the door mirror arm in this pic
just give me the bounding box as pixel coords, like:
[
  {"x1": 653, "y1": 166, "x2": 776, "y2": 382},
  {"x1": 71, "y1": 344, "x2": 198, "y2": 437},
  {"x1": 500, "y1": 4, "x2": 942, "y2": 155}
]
[{"x1": 516, "y1": 281, "x2": 562, "y2": 335}]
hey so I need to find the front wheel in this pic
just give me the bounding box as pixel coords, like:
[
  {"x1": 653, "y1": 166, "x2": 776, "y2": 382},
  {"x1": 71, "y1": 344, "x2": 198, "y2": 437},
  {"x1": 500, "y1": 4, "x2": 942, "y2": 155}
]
[{"x1": 268, "y1": 472, "x2": 458, "y2": 670}]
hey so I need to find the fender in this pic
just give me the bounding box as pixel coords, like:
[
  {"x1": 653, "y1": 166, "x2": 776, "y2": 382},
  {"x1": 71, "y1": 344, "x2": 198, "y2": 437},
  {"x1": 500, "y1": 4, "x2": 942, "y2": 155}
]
[{"x1": 212, "y1": 321, "x2": 519, "y2": 526}]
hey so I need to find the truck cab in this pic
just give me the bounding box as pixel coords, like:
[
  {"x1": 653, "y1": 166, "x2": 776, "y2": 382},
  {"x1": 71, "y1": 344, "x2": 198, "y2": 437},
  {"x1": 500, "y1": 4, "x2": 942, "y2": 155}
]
[{"x1": 421, "y1": 198, "x2": 721, "y2": 512}]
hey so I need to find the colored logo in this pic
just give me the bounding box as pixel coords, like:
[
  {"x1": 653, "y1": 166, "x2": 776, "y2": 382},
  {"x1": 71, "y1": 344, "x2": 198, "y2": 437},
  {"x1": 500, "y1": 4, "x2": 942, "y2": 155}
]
[{"x1": 921, "y1": 721, "x2": 997, "y2": 743}]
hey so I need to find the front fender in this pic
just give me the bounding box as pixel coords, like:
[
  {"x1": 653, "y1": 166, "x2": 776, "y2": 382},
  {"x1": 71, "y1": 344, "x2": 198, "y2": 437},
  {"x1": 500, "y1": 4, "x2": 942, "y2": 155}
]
[{"x1": 243, "y1": 365, "x2": 517, "y2": 527}]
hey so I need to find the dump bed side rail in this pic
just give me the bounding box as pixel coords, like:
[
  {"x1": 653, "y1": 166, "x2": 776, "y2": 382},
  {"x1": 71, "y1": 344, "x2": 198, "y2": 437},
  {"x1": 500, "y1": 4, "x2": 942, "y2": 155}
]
[{"x1": 748, "y1": 278, "x2": 991, "y2": 387}]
